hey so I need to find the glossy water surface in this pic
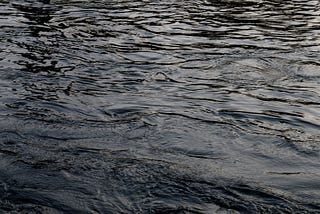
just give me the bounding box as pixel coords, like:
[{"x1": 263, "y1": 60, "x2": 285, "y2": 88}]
[{"x1": 0, "y1": 0, "x2": 320, "y2": 213}]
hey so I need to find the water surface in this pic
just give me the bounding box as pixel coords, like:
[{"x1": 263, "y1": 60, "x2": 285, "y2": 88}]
[{"x1": 0, "y1": 0, "x2": 320, "y2": 213}]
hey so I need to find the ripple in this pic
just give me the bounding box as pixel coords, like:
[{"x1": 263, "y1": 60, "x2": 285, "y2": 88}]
[{"x1": 1, "y1": 0, "x2": 320, "y2": 213}]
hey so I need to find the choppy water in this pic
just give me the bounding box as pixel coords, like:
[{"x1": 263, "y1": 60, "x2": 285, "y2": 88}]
[{"x1": 0, "y1": 0, "x2": 320, "y2": 213}]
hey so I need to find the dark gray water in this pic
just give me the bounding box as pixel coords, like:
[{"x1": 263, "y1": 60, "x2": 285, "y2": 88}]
[{"x1": 0, "y1": 0, "x2": 320, "y2": 213}]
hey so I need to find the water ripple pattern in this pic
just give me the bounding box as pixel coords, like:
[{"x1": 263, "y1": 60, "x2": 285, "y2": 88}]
[{"x1": 0, "y1": 0, "x2": 320, "y2": 213}]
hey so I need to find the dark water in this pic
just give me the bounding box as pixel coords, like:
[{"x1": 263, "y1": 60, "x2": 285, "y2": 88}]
[{"x1": 0, "y1": 0, "x2": 320, "y2": 213}]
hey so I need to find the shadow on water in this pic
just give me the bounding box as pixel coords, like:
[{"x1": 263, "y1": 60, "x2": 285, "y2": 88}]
[
  {"x1": 12, "y1": 0, "x2": 61, "y2": 74},
  {"x1": 13, "y1": 0, "x2": 54, "y2": 29}
]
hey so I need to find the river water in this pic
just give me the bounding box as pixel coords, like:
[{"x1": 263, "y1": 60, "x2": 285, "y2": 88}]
[{"x1": 0, "y1": 0, "x2": 320, "y2": 213}]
